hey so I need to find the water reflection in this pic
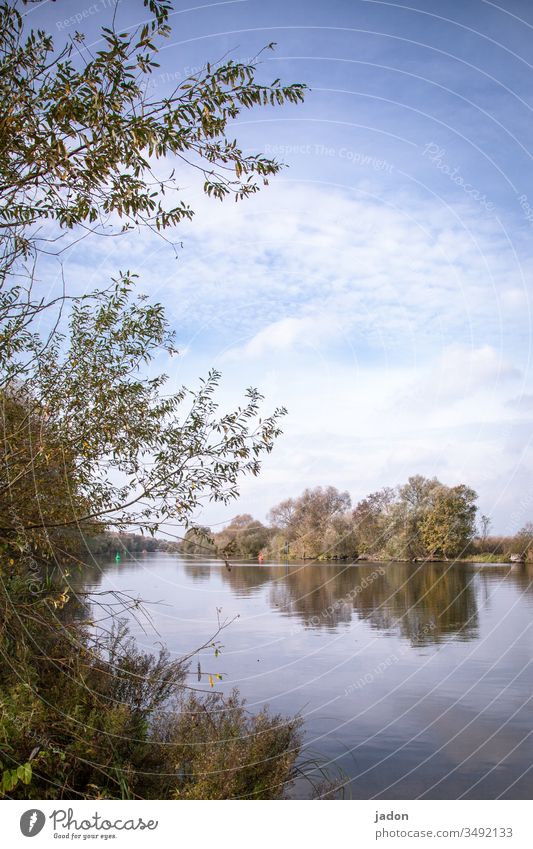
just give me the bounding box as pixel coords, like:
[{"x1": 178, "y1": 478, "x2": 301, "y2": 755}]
[
  {"x1": 181, "y1": 560, "x2": 483, "y2": 645},
  {"x1": 82, "y1": 556, "x2": 533, "y2": 647},
  {"x1": 76, "y1": 555, "x2": 533, "y2": 799}
]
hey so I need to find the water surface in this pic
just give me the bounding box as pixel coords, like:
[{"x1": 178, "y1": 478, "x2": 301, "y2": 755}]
[{"x1": 79, "y1": 555, "x2": 533, "y2": 799}]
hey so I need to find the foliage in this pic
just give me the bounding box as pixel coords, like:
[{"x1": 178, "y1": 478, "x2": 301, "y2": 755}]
[
  {"x1": 268, "y1": 486, "x2": 352, "y2": 559},
  {"x1": 155, "y1": 692, "x2": 302, "y2": 799},
  {"x1": 469, "y1": 524, "x2": 533, "y2": 562},
  {"x1": 0, "y1": 579, "x2": 302, "y2": 799},
  {"x1": 1, "y1": 0, "x2": 306, "y2": 400},
  {"x1": 351, "y1": 477, "x2": 478, "y2": 561},
  {"x1": 180, "y1": 525, "x2": 216, "y2": 557},
  {"x1": 85, "y1": 532, "x2": 167, "y2": 557},
  {"x1": 0, "y1": 0, "x2": 305, "y2": 554},
  {"x1": 321, "y1": 513, "x2": 358, "y2": 560},
  {"x1": 0, "y1": 386, "x2": 97, "y2": 565},
  {"x1": 350, "y1": 488, "x2": 396, "y2": 555},
  {"x1": 221, "y1": 476, "x2": 479, "y2": 562},
  {"x1": 392, "y1": 475, "x2": 444, "y2": 560},
  {"x1": 213, "y1": 514, "x2": 271, "y2": 560},
  {"x1": 1, "y1": 275, "x2": 286, "y2": 560},
  {"x1": 1, "y1": 761, "x2": 32, "y2": 794},
  {"x1": 0, "y1": 0, "x2": 305, "y2": 288},
  {"x1": 419, "y1": 484, "x2": 478, "y2": 559},
  {"x1": 514, "y1": 522, "x2": 533, "y2": 558},
  {"x1": 0, "y1": 0, "x2": 307, "y2": 801},
  {"x1": 463, "y1": 552, "x2": 503, "y2": 563}
]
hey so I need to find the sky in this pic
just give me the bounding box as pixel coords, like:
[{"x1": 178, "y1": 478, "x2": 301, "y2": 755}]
[{"x1": 27, "y1": 0, "x2": 533, "y2": 533}]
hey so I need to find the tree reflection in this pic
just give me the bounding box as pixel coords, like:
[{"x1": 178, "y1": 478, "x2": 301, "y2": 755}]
[
  {"x1": 219, "y1": 561, "x2": 481, "y2": 644},
  {"x1": 78, "y1": 556, "x2": 533, "y2": 647}
]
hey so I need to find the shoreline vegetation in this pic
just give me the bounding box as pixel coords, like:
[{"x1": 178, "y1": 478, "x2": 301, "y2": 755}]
[
  {"x1": 90, "y1": 536, "x2": 528, "y2": 567},
  {"x1": 177, "y1": 476, "x2": 533, "y2": 567}
]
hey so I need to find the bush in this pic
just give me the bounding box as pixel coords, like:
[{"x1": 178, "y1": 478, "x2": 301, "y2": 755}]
[
  {"x1": 0, "y1": 575, "x2": 302, "y2": 800},
  {"x1": 153, "y1": 693, "x2": 302, "y2": 799}
]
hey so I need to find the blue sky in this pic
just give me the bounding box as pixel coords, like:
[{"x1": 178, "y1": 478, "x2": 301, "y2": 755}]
[{"x1": 30, "y1": 0, "x2": 533, "y2": 532}]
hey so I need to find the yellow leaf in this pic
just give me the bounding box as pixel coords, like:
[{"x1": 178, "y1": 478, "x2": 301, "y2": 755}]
[{"x1": 208, "y1": 675, "x2": 214, "y2": 688}]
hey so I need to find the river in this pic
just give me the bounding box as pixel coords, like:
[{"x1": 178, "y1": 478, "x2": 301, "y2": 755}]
[{"x1": 79, "y1": 554, "x2": 533, "y2": 799}]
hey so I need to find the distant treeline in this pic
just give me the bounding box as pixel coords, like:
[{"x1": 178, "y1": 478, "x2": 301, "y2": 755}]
[
  {"x1": 85, "y1": 532, "x2": 180, "y2": 557},
  {"x1": 180, "y1": 475, "x2": 533, "y2": 563}
]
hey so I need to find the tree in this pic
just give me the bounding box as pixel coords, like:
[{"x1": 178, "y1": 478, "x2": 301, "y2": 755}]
[
  {"x1": 0, "y1": 385, "x2": 96, "y2": 565},
  {"x1": 269, "y1": 486, "x2": 351, "y2": 558},
  {"x1": 479, "y1": 514, "x2": 492, "y2": 544},
  {"x1": 398, "y1": 474, "x2": 440, "y2": 509},
  {"x1": 268, "y1": 497, "x2": 297, "y2": 530},
  {"x1": 0, "y1": 0, "x2": 305, "y2": 382},
  {"x1": 0, "y1": 0, "x2": 308, "y2": 801},
  {"x1": 420, "y1": 484, "x2": 478, "y2": 559},
  {"x1": 322, "y1": 513, "x2": 358, "y2": 559},
  {"x1": 393, "y1": 475, "x2": 442, "y2": 560},
  {"x1": 1, "y1": 277, "x2": 287, "y2": 558},
  {"x1": 214, "y1": 514, "x2": 271, "y2": 559},
  {"x1": 514, "y1": 522, "x2": 533, "y2": 558},
  {"x1": 352, "y1": 487, "x2": 395, "y2": 555},
  {"x1": 351, "y1": 478, "x2": 478, "y2": 561},
  {"x1": 0, "y1": 0, "x2": 307, "y2": 559},
  {"x1": 180, "y1": 526, "x2": 215, "y2": 557}
]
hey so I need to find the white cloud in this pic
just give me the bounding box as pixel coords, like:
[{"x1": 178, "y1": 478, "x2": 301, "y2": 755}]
[
  {"x1": 403, "y1": 343, "x2": 521, "y2": 407},
  {"x1": 223, "y1": 314, "x2": 337, "y2": 359},
  {"x1": 40, "y1": 178, "x2": 533, "y2": 532},
  {"x1": 506, "y1": 393, "x2": 533, "y2": 411}
]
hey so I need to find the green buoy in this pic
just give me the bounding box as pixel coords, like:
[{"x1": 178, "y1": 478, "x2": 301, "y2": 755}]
[{"x1": 115, "y1": 552, "x2": 121, "y2": 562}]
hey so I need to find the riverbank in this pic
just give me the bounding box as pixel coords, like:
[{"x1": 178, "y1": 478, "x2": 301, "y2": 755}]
[
  {"x1": 72, "y1": 553, "x2": 533, "y2": 799},
  {"x1": 268, "y1": 552, "x2": 530, "y2": 565}
]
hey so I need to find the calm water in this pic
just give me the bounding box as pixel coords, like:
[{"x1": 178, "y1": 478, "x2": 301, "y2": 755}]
[{"x1": 79, "y1": 555, "x2": 533, "y2": 799}]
